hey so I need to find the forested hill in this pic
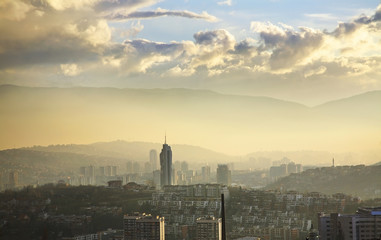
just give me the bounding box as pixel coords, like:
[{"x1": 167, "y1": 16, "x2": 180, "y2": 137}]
[{"x1": 265, "y1": 165, "x2": 381, "y2": 199}]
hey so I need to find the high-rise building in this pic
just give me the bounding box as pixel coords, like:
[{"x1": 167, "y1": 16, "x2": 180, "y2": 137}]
[
  {"x1": 296, "y1": 164, "x2": 303, "y2": 173},
  {"x1": 216, "y1": 164, "x2": 231, "y2": 186},
  {"x1": 123, "y1": 213, "x2": 165, "y2": 240},
  {"x1": 111, "y1": 166, "x2": 118, "y2": 176},
  {"x1": 150, "y1": 149, "x2": 158, "y2": 171},
  {"x1": 79, "y1": 166, "x2": 95, "y2": 185},
  {"x1": 8, "y1": 171, "x2": 18, "y2": 189},
  {"x1": 126, "y1": 161, "x2": 133, "y2": 174},
  {"x1": 318, "y1": 207, "x2": 381, "y2": 240},
  {"x1": 196, "y1": 216, "x2": 222, "y2": 240},
  {"x1": 160, "y1": 136, "x2": 172, "y2": 187},
  {"x1": 153, "y1": 170, "x2": 161, "y2": 189},
  {"x1": 144, "y1": 162, "x2": 152, "y2": 173},
  {"x1": 287, "y1": 162, "x2": 297, "y2": 174},
  {"x1": 133, "y1": 162, "x2": 141, "y2": 174},
  {"x1": 124, "y1": 213, "x2": 140, "y2": 239},
  {"x1": 99, "y1": 166, "x2": 106, "y2": 176},
  {"x1": 202, "y1": 166, "x2": 211, "y2": 182},
  {"x1": 181, "y1": 161, "x2": 189, "y2": 172},
  {"x1": 136, "y1": 215, "x2": 165, "y2": 240}
]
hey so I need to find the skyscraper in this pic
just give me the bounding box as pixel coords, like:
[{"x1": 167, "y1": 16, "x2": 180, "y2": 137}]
[
  {"x1": 160, "y1": 136, "x2": 172, "y2": 187},
  {"x1": 216, "y1": 164, "x2": 231, "y2": 186},
  {"x1": 150, "y1": 149, "x2": 158, "y2": 171}
]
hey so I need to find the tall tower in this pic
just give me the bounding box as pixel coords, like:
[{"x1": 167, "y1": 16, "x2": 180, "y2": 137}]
[
  {"x1": 150, "y1": 149, "x2": 158, "y2": 171},
  {"x1": 160, "y1": 135, "x2": 172, "y2": 187}
]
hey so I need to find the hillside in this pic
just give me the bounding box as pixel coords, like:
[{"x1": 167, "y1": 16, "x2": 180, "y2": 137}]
[{"x1": 265, "y1": 165, "x2": 381, "y2": 199}]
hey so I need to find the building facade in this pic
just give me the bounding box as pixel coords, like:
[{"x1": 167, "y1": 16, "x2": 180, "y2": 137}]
[
  {"x1": 318, "y1": 207, "x2": 381, "y2": 240},
  {"x1": 196, "y1": 217, "x2": 222, "y2": 240},
  {"x1": 124, "y1": 213, "x2": 165, "y2": 240}
]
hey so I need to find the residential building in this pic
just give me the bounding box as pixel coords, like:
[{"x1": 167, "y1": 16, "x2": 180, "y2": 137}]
[
  {"x1": 318, "y1": 207, "x2": 381, "y2": 240},
  {"x1": 123, "y1": 213, "x2": 165, "y2": 240},
  {"x1": 196, "y1": 216, "x2": 222, "y2": 240}
]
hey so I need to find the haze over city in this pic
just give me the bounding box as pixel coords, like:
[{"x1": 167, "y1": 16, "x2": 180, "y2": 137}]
[{"x1": 1, "y1": 1, "x2": 381, "y2": 240}]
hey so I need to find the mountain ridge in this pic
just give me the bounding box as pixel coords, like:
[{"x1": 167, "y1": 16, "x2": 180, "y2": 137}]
[
  {"x1": 1, "y1": 84, "x2": 380, "y2": 107},
  {"x1": 0, "y1": 85, "x2": 380, "y2": 156}
]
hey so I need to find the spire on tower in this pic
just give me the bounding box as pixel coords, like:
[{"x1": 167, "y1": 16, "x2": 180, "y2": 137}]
[{"x1": 165, "y1": 132, "x2": 166, "y2": 144}]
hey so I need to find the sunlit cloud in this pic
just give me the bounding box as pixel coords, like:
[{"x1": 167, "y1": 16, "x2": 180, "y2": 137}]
[
  {"x1": 0, "y1": 0, "x2": 33, "y2": 21},
  {"x1": 61, "y1": 63, "x2": 82, "y2": 76},
  {"x1": 0, "y1": 0, "x2": 380, "y2": 103}
]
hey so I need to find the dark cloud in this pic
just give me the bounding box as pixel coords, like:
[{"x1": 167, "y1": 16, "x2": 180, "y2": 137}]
[
  {"x1": 95, "y1": 0, "x2": 159, "y2": 13},
  {"x1": 193, "y1": 29, "x2": 234, "y2": 48},
  {"x1": 0, "y1": 31, "x2": 100, "y2": 69},
  {"x1": 229, "y1": 40, "x2": 256, "y2": 56},
  {"x1": 123, "y1": 39, "x2": 185, "y2": 55},
  {"x1": 107, "y1": 8, "x2": 217, "y2": 22},
  {"x1": 332, "y1": 22, "x2": 357, "y2": 37},
  {"x1": 332, "y1": 5, "x2": 381, "y2": 37}
]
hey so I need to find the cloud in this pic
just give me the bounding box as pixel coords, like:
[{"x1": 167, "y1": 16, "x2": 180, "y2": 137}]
[
  {"x1": 31, "y1": 0, "x2": 159, "y2": 13},
  {"x1": 1, "y1": 0, "x2": 381, "y2": 94},
  {"x1": 304, "y1": 65, "x2": 327, "y2": 78},
  {"x1": 107, "y1": 8, "x2": 218, "y2": 22},
  {"x1": 251, "y1": 22, "x2": 325, "y2": 71},
  {"x1": 61, "y1": 63, "x2": 82, "y2": 76},
  {"x1": 218, "y1": 0, "x2": 232, "y2": 6},
  {"x1": 0, "y1": 0, "x2": 160, "y2": 71},
  {"x1": 110, "y1": 39, "x2": 190, "y2": 73},
  {"x1": 304, "y1": 13, "x2": 338, "y2": 21},
  {"x1": 247, "y1": 5, "x2": 381, "y2": 74},
  {"x1": 0, "y1": 0, "x2": 33, "y2": 21},
  {"x1": 121, "y1": 21, "x2": 144, "y2": 38}
]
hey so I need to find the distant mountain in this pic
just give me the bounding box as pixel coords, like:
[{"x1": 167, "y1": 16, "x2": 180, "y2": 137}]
[
  {"x1": 314, "y1": 90, "x2": 381, "y2": 125},
  {"x1": 25, "y1": 140, "x2": 235, "y2": 165},
  {"x1": 0, "y1": 85, "x2": 380, "y2": 158},
  {"x1": 265, "y1": 165, "x2": 381, "y2": 199}
]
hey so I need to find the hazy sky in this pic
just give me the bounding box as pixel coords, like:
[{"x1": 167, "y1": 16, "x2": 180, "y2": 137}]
[{"x1": 1, "y1": 0, "x2": 381, "y2": 105}]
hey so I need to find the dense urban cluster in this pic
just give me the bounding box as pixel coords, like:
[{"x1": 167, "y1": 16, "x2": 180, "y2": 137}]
[
  {"x1": 226, "y1": 189, "x2": 360, "y2": 239},
  {"x1": 1, "y1": 140, "x2": 381, "y2": 240}
]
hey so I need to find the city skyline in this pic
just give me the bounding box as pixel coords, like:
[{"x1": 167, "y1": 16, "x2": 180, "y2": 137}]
[{"x1": 1, "y1": 2, "x2": 381, "y2": 238}]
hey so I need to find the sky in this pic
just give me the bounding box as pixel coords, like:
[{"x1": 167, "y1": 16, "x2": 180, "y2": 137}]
[{"x1": 0, "y1": 0, "x2": 381, "y2": 106}]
